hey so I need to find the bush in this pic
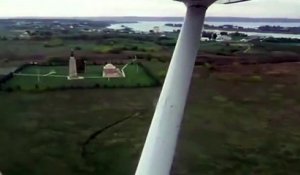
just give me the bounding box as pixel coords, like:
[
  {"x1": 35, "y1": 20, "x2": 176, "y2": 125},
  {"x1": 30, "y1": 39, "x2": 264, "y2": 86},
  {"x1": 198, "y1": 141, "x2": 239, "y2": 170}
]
[
  {"x1": 44, "y1": 39, "x2": 64, "y2": 47},
  {"x1": 213, "y1": 95, "x2": 228, "y2": 102},
  {"x1": 4, "y1": 87, "x2": 13, "y2": 92},
  {"x1": 60, "y1": 86, "x2": 67, "y2": 90},
  {"x1": 230, "y1": 49, "x2": 239, "y2": 53},
  {"x1": 131, "y1": 46, "x2": 138, "y2": 51},
  {"x1": 146, "y1": 55, "x2": 152, "y2": 61},
  {"x1": 110, "y1": 48, "x2": 122, "y2": 54},
  {"x1": 15, "y1": 85, "x2": 21, "y2": 91},
  {"x1": 48, "y1": 57, "x2": 68, "y2": 65},
  {"x1": 75, "y1": 46, "x2": 82, "y2": 51},
  {"x1": 248, "y1": 75, "x2": 263, "y2": 82}
]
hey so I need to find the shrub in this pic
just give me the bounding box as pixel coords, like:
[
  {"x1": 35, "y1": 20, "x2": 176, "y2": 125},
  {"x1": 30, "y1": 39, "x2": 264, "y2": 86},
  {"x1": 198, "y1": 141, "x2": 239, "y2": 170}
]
[
  {"x1": 146, "y1": 55, "x2": 152, "y2": 61},
  {"x1": 213, "y1": 95, "x2": 228, "y2": 102},
  {"x1": 48, "y1": 57, "x2": 68, "y2": 65},
  {"x1": 110, "y1": 48, "x2": 122, "y2": 54},
  {"x1": 44, "y1": 39, "x2": 64, "y2": 47},
  {"x1": 4, "y1": 87, "x2": 13, "y2": 92},
  {"x1": 75, "y1": 46, "x2": 82, "y2": 51},
  {"x1": 45, "y1": 86, "x2": 51, "y2": 91},
  {"x1": 15, "y1": 85, "x2": 21, "y2": 91},
  {"x1": 230, "y1": 49, "x2": 239, "y2": 53},
  {"x1": 248, "y1": 75, "x2": 263, "y2": 82},
  {"x1": 131, "y1": 46, "x2": 138, "y2": 51}
]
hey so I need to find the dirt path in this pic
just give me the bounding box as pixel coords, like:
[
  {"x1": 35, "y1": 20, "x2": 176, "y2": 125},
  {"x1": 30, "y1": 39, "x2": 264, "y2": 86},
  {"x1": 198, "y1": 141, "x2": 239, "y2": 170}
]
[{"x1": 81, "y1": 112, "x2": 143, "y2": 158}]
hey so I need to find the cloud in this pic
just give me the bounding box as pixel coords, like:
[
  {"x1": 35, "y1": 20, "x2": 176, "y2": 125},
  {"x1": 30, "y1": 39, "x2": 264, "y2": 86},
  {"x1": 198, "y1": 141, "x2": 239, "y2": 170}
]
[
  {"x1": 0, "y1": 0, "x2": 299, "y2": 18},
  {"x1": 208, "y1": 0, "x2": 300, "y2": 18}
]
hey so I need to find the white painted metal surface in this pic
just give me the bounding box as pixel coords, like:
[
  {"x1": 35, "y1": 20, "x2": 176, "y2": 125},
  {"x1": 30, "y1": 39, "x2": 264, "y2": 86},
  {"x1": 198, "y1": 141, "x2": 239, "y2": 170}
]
[
  {"x1": 135, "y1": 0, "x2": 251, "y2": 174},
  {"x1": 135, "y1": 3, "x2": 209, "y2": 175}
]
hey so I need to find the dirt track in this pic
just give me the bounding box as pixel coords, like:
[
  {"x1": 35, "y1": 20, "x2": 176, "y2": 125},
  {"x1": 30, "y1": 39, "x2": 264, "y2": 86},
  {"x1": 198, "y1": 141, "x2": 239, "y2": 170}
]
[
  {"x1": 196, "y1": 53, "x2": 300, "y2": 66},
  {"x1": 214, "y1": 62, "x2": 300, "y2": 76}
]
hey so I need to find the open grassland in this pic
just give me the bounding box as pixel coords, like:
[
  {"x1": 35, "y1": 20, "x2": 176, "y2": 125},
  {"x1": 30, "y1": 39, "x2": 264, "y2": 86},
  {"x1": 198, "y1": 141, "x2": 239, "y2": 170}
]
[
  {"x1": 0, "y1": 38, "x2": 163, "y2": 61},
  {"x1": 1, "y1": 64, "x2": 157, "y2": 90},
  {"x1": 93, "y1": 38, "x2": 161, "y2": 53},
  {"x1": 1, "y1": 36, "x2": 299, "y2": 67},
  {"x1": 0, "y1": 63, "x2": 300, "y2": 174},
  {"x1": 198, "y1": 42, "x2": 248, "y2": 55}
]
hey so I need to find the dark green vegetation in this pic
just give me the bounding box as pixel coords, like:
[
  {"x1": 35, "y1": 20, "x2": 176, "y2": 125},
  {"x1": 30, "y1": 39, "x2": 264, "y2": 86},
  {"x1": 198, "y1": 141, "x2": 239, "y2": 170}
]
[
  {"x1": 1, "y1": 33, "x2": 299, "y2": 66},
  {"x1": 250, "y1": 42, "x2": 300, "y2": 55},
  {"x1": 0, "y1": 36, "x2": 165, "y2": 63},
  {"x1": 199, "y1": 42, "x2": 248, "y2": 55},
  {"x1": 1, "y1": 64, "x2": 158, "y2": 90},
  {"x1": 175, "y1": 71, "x2": 300, "y2": 175},
  {"x1": 1, "y1": 26, "x2": 300, "y2": 174},
  {"x1": 1, "y1": 66, "x2": 300, "y2": 174},
  {"x1": 0, "y1": 89, "x2": 154, "y2": 175}
]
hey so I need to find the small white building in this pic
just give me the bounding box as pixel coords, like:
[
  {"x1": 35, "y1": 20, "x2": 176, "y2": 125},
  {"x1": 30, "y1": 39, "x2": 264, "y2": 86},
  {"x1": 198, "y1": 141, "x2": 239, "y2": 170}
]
[
  {"x1": 216, "y1": 35, "x2": 232, "y2": 42},
  {"x1": 153, "y1": 26, "x2": 160, "y2": 33},
  {"x1": 201, "y1": 37, "x2": 210, "y2": 42},
  {"x1": 240, "y1": 38, "x2": 248, "y2": 42},
  {"x1": 103, "y1": 63, "x2": 123, "y2": 78},
  {"x1": 19, "y1": 31, "x2": 31, "y2": 39}
]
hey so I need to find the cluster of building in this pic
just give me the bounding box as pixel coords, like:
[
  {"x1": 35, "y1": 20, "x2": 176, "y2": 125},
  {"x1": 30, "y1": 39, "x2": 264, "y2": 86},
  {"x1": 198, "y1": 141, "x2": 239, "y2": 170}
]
[{"x1": 68, "y1": 50, "x2": 123, "y2": 80}]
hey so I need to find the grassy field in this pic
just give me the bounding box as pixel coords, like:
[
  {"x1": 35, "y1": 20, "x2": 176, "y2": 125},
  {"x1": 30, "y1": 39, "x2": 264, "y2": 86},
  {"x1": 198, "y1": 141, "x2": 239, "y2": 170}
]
[
  {"x1": 0, "y1": 63, "x2": 300, "y2": 174},
  {"x1": 1, "y1": 34, "x2": 300, "y2": 174},
  {"x1": 198, "y1": 42, "x2": 248, "y2": 55},
  {"x1": 1, "y1": 64, "x2": 158, "y2": 90},
  {"x1": 0, "y1": 38, "x2": 163, "y2": 61},
  {"x1": 93, "y1": 38, "x2": 161, "y2": 53},
  {"x1": 0, "y1": 88, "x2": 156, "y2": 175}
]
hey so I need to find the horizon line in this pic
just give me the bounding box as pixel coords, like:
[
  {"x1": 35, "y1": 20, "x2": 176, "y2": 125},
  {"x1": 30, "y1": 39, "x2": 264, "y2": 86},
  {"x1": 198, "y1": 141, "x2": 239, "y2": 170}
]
[{"x1": 0, "y1": 16, "x2": 299, "y2": 20}]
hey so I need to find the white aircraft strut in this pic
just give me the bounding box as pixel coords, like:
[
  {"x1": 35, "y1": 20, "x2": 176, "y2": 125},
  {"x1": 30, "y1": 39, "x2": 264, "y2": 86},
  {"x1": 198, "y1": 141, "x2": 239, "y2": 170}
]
[
  {"x1": 135, "y1": 0, "x2": 250, "y2": 174},
  {"x1": 135, "y1": 2, "x2": 209, "y2": 175}
]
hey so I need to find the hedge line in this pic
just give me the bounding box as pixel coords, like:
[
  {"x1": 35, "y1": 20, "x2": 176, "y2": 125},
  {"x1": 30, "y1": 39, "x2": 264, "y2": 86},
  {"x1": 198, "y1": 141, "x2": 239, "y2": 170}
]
[
  {"x1": 0, "y1": 62, "x2": 162, "y2": 92},
  {"x1": 1, "y1": 82, "x2": 159, "y2": 93},
  {"x1": 0, "y1": 63, "x2": 31, "y2": 90},
  {"x1": 137, "y1": 62, "x2": 161, "y2": 87}
]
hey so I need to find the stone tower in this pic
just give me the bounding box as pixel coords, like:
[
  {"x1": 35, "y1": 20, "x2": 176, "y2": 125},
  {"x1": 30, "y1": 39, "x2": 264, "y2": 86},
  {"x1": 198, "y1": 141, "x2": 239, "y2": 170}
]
[{"x1": 68, "y1": 50, "x2": 78, "y2": 80}]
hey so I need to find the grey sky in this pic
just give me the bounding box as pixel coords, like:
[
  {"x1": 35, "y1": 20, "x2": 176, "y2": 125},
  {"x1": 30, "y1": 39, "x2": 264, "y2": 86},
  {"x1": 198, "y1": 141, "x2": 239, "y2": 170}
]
[{"x1": 0, "y1": 0, "x2": 299, "y2": 18}]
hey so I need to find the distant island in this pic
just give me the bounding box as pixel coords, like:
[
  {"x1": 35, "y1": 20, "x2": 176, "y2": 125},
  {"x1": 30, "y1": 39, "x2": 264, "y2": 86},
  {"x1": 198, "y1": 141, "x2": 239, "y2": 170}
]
[
  {"x1": 3, "y1": 16, "x2": 300, "y2": 23},
  {"x1": 88, "y1": 17, "x2": 300, "y2": 23},
  {"x1": 165, "y1": 23, "x2": 300, "y2": 35}
]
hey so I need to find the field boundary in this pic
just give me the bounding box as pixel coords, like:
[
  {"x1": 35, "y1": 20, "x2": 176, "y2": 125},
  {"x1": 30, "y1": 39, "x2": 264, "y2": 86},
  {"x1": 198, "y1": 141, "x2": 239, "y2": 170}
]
[
  {"x1": 0, "y1": 63, "x2": 31, "y2": 89},
  {"x1": 0, "y1": 62, "x2": 161, "y2": 92}
]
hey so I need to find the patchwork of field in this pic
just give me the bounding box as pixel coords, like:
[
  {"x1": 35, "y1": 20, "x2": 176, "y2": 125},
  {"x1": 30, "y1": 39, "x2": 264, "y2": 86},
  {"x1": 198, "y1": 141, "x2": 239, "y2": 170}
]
[{"x1": 0, "y1": 63, "x2": 300, "y2": 174}]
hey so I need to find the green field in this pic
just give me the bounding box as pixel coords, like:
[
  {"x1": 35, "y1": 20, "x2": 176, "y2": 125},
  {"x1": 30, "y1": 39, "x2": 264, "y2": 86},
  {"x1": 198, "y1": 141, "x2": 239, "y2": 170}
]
[
  {"x1": 1, "y1": 32, "x2": 300, "y2": 174},
  {"x1": 0, "y1": 38, "x2": 163, "y2": 61},
  {"x1": 1, "y1": 64, "x2": 158, "y2": 90},
  {"x1": 1, "y1": 67, "x2": 300, "y2": 174}
]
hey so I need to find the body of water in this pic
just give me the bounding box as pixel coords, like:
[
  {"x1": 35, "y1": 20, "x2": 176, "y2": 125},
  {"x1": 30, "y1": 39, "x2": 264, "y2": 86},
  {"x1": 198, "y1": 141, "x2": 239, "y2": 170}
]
[{"x1": 108, "y1": 21, "x2": 300, "y2": 39}]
